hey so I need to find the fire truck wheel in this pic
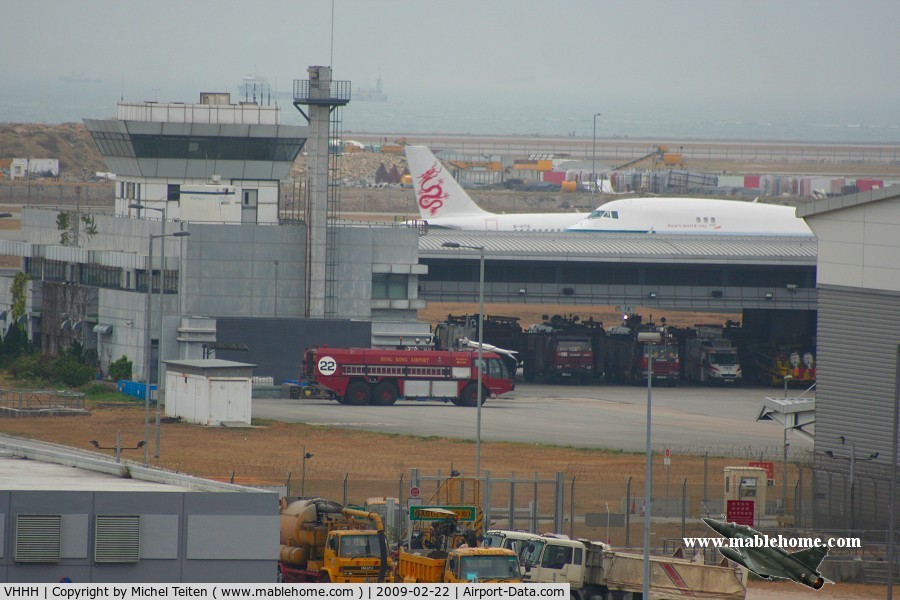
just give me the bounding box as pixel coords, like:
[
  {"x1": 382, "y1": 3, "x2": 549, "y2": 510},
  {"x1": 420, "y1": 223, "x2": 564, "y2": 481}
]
[
  {"x1": 459, "y1": 383, "x2": 487, "y2": 408},
  {"x1": 344, "y1": 380, "x2": 372, "y2": 405},
  {"x1": 371, "y1": 381, "x2": 399, "y2": 406}
]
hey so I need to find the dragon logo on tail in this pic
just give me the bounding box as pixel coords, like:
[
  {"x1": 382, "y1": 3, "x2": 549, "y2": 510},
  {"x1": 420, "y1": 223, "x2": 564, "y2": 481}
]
[{"x1": 416, "y1": 162, "x2": 449, "y2": 217}]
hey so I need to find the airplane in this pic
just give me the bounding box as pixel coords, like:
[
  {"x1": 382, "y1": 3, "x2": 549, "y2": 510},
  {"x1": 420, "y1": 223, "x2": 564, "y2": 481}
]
[
  {"x1": 405, "y1": 145, "x2": 588, "y2": 231},
  {"x1": 702, "y1": 518, "x2": 828, "y2": 589},
  {"x1": 406, "y1": 145, "x2": 814, "y2": 236},
  {"x1": 566, "y1": 196, "x2": 814, "y2": 235}
]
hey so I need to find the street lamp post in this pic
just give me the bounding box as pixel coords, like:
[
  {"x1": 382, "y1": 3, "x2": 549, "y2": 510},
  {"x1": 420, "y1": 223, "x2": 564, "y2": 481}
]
[
  {"x1": 441, "y1": 241, "x2": 486, "y2": 480},
  {"x1": 782, "y1": 375, "x2": 793, "y2": 515},
  {"x1": 592, "y1": 113, "x2": 602, "y2": 197},
  {"x1": 301, "y1": 447, "x2": 314, "y2": 496},
  {"x1": 140, "y1": 229, "x2": 190, "y2": 465},
  {"x1": 637, "y1": 330, "x2": 662, "y2": 600}
]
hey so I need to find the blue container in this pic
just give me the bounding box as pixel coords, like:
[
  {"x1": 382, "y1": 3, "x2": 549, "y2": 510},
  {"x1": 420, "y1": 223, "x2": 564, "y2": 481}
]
[{"x1": 117, "y1": 380, "x2": 157, "y2": 400}]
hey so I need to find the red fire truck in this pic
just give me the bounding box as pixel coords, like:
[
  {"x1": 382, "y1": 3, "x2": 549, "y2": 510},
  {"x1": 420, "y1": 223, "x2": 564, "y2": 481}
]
[{"x1": 303, "y1": 347, "x2": 515, "y2": 406}]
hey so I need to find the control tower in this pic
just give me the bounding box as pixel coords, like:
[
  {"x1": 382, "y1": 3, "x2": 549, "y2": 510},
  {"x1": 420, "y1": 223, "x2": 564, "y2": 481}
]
[{"x1": 293, "y1": 66, "x2": 351, "y2": 318}]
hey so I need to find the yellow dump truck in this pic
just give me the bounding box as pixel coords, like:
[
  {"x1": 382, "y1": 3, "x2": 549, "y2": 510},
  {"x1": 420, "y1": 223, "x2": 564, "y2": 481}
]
[
  {"x1": 395, "y1": 546, "x2": 522, "y2": 583},
  {"x1": 278, "y1": 497, "x2": 389, "y2": 583}
]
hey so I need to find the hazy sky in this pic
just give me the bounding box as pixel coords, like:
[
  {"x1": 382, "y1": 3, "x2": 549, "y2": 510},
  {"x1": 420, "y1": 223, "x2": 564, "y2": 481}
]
[{"x1": 3, "y1": 0, "x2": 899, "y2": 125}]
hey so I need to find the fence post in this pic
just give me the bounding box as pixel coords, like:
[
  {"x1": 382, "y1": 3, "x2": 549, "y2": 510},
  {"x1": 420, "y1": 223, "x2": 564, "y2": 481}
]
[
  {"x1": 703, "y1": 451, "x2": 708, "y2": 511},
  {"x1": 286, "y1": 472, "x2": 292, "y2": 496},
  {"x1": 554, "y1": 472, "x2": 565, "y2": 534},
  {"x1": 570, "y1": 477, "x2": 576, "y2": 539},
  {"x1": 681, "y1": 478, "x2": 687, "y2": 542},
  {"x1": 625, "y1": 476, "x2": 632, "y2": 548},
  {"x1": 483, "y1": 470, "x2": 492, "y2": 533},
  {"x1": 508, "y1": 472, "x2": 516, "y2": 531},
  {"x1": 532, "y1": 471, "x2": 539, "y2": 533},
  {"x1": 342, "y1": 473, "x2": 348, "y2": 506}
]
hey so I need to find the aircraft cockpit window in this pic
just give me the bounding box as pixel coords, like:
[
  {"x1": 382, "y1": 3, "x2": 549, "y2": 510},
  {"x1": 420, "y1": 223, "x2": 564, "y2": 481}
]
[
  {"x1": 696, "y1": 217, "x2": 702, "y2": 223},
  {"x1": 711, "y1": 217, "x2": 716, "y2": 223},
  {"x1": 611, "y1": 211, "x2": 618, "y2": 219}
]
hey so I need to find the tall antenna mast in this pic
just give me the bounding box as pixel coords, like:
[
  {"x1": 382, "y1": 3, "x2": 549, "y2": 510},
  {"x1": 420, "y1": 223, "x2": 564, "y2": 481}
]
[{"x1": 330, "y1": 0, "x2": 335, "y2": 66}]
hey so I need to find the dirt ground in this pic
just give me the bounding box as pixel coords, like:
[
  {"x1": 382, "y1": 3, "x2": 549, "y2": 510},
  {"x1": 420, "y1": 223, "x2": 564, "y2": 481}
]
[{"x1": 0, "y1": 400, "x2": 888, "y2": 598}]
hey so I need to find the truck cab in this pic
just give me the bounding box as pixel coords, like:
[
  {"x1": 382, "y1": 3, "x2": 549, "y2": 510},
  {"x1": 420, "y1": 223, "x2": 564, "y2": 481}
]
[
  {"x1": 483, "y1": 530, "x2": 544, "y2": 573},
  {"x1": 321, "y1": 529, "x2": 387, "y2": 582},
  {"x1": 396, "y1": 546, "x2": 522, "y2": 583},
  {"x1": 527, "y1": 538, "x2": 589, "y2": 589}
]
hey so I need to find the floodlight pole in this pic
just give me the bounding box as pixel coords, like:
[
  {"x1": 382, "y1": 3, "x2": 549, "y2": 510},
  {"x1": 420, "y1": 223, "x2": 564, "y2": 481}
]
[{"x1": 638, "y1": 330, "x2": 662, "y2": 600}]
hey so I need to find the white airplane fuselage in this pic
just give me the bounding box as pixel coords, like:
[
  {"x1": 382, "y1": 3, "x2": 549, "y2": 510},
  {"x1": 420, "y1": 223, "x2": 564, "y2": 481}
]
[
  {"x1": 566, "y1": 197, "x2": 814, "y2": 235},
  {"x1": 405, "y1": 145, "x2": 813, "y2": 236}
]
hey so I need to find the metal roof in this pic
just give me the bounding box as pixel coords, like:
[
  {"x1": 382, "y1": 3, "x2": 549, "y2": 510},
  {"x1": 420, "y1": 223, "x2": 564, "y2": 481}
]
[
  {"x1": 419, "y1": 230, "x2": 817, "y2": 265},
  {"x1": 0, "y1": 435, "x2": 269, "y2": 493},
  {"x1": 796, "y1": 184, "x2": 900, "y2": 218}
]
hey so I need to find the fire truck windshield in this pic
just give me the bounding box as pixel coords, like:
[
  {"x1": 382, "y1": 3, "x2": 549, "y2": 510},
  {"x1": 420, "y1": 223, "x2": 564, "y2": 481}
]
[
  {"x1": 558, "y1": 339, "x2": 591, "y2": 352},
  {"x1": 476, "y1": 357, "x2": 510, "y2": 380},
  {"x1": 645, "y1": 346, "x2": 678, "y2": 360}
]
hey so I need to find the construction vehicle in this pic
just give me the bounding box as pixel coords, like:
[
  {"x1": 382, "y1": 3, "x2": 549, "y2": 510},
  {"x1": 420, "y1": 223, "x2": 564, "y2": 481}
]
[
  {"x1": 605, "y1": 315, "x2": 680, "y2": 386},
  {"x1": 610, "y1": 145, "x2": 685, "y2": 172},
  {"x1": 302, "y1": 346, "x2": 515, "y2": 406},
  {"x1": 278, "y1": 497, "x2": 389, "y2": 583},
  {"x1": 684, "y1": 327, "x2": 743, "y2": 385},
  {"x1": 395, "y1": 509, "x2": 522, "y2": 583},
  {"x1": 522, "y1": 315, "x2": 605, "y2": 384},
  {"x1": 526, "y1": 536, "x2": 746, "y2": 600}
]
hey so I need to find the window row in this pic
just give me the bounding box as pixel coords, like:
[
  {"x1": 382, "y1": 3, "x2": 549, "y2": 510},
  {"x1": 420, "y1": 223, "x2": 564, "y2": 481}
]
[
  {"x1": 26, "y1": 259, "x2": 178, "y2": 294},
  {"x1": 130, "y1": 135, "x2": 305, "y2": 162}
]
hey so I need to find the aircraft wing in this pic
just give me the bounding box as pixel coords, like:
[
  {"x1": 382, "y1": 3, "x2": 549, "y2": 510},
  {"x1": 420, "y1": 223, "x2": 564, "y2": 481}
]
[
  {"x1": 737, "y1": 549, "x2": 793, "y2": 580},
  {"x1": 790, "y1": 546, "x2": 829, "y2": 570}
]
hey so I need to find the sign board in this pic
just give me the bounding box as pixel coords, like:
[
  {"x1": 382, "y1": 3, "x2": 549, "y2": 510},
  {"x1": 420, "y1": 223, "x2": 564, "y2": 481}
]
[
  {"x1": 407, "y1": 497, "x2": 423, "y2": 507},
  {"x1": 726, "y1": 499, "x2": 755, "y2": 526},
  {"x1": 749, "y1": 461, "x2": 775, "y2": 486},
  {"x1": 409, "y1": 486, "x2": 420, "y2": 499},
  {"x1": 664, "y1": 457, "x2": 671, "y2": 466},
  {"x1": 408, "y1": 505, "x2": 477, "y2": 523}
]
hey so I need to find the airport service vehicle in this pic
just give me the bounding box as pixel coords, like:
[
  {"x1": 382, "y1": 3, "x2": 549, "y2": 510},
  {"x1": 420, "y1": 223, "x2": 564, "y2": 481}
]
[
  {"x1": 605, "y1": 322, "x2": 680, "y2": 386},
  {"x1": 278, "y1": 498, "x2": 388, "y2": 583},
  {"x1": 523, "y1": 329, "x2": 595, "y2": 384},
  {"x1": 685, "y1": 337, "x2": 742, "y2": 385},
  {"x1": 433, "y1": 313, "x2": 524, "y2": 376},
  {"x1": 527, "y1": 536, "x2": 746, "y2": 600},
  {"x1": 303, "y1": 347, "x2": 514, "y2": 406}
]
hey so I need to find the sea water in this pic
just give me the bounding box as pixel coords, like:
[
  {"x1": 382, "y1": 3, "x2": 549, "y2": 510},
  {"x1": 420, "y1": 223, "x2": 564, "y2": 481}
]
[{"x1": 2, "y1": 79, "x2": 898, "y2": 145}]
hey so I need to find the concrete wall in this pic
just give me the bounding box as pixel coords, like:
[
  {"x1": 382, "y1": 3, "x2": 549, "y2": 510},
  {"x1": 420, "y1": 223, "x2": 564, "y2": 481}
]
[
  {"x1": 0, "y1": 490, "x2": 277, "y2": 583},
  {"x1": 214, "y1": 318, "x2": 372, "y2": 382}
]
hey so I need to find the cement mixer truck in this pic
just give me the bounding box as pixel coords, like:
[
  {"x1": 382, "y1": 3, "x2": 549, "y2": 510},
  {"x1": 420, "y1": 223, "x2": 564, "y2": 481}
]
[{"x1": 278, "y1": 497, "x2": 389, "y2": 583}]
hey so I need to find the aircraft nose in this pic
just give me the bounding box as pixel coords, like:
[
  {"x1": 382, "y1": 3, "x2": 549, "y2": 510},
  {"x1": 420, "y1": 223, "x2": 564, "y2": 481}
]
[{"x1": 702, "y1": 518, "x2": 726, "y2": 535}]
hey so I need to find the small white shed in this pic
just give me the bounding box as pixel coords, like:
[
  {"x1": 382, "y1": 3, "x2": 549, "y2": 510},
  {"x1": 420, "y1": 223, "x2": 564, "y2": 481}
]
[{"x1": 163, "y1": 359, "x2": 257, "y2": 426}]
